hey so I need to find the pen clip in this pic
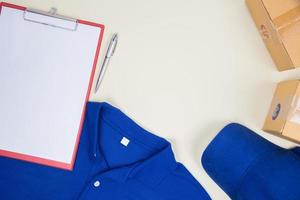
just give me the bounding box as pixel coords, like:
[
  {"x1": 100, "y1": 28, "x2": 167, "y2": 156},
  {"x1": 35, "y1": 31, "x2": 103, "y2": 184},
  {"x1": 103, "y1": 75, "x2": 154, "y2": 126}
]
[
  {"x1": 111, "y1": 40, "x2": 118, "y2": 56},
  {"x1": 106, "y1": 34, "x2": 118, "y2": 58}
]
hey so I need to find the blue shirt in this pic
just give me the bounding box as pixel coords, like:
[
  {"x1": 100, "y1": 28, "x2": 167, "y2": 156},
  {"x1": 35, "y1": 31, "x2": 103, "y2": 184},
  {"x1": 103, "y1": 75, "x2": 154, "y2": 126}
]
[
  {"x1": 0, "y1": 102, "x2": 211, "y2": 200},
  {"x1": 202, "y1": 123, "x2": 300, "y2": 200}
]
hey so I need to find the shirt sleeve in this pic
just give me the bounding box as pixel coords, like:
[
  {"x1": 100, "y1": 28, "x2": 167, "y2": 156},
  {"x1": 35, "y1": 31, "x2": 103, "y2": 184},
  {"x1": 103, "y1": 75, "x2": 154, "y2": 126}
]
[{"x1": 155, "y1": 163, "x2": 211, "y2": 200}]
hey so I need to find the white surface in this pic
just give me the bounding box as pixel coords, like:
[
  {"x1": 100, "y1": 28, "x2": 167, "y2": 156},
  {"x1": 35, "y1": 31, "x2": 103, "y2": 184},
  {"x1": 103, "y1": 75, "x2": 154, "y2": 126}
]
[
  {"x1": 0, "y1": 6, "x2": 101, "y2": 163},
  {"x1": 4, "y1": 0, "x2": 300, "y2": 199}
]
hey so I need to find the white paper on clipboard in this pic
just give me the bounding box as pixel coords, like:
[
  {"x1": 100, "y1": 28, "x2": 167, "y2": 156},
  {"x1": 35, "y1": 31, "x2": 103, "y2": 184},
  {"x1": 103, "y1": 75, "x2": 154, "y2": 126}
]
[{"x1": 0, "y1": 4, "x2": 103, "y2": 169}]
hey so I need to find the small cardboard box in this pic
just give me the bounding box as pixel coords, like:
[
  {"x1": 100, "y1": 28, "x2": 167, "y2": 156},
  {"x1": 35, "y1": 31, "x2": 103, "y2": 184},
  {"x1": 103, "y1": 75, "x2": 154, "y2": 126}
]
[
  {"x1": 246, "y1": 0, "x2": 300, "y2": 71},
  {"x1": 263, "y1": 80, "x2": 300, "y2": 143}
]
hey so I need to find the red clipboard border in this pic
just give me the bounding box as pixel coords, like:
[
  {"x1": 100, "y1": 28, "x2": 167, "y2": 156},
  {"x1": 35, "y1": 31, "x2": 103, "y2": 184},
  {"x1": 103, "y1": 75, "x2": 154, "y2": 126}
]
[{"x1": 0, "y1": 2, "x2": 105, "y2": 170}]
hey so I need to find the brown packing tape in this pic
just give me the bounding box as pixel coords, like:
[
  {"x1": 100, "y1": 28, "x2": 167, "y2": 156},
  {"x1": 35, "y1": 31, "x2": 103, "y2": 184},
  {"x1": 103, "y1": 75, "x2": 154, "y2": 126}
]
[
  {"x1": 259, "y1": 0, "x2": 294, "y2": 71},
  {"x1": 273, "y1": 5, "x2": 300, "y2": 30},
  {"x1": 262, "y1": 0, "x2": 300, "y2": 20},
  {"x1": 283, "y1": 86, "x2": 300, "y2": 142},
  {"x1": 287, "y1": 94, "x2": 300, "y2": 124},
  {"x1": 272, "y1": 5, "x2": 300, "y2": 67}
]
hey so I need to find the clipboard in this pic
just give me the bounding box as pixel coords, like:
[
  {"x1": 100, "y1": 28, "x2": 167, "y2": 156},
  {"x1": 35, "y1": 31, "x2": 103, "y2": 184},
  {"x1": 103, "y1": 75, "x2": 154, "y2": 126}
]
[{"x1": 0, "y1": 2, "x2": 105, "y2": 170}]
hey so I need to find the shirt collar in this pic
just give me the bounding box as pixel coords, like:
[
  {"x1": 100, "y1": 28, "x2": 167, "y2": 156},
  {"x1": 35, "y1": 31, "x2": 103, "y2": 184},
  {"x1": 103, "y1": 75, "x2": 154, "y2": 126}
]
[
  {"x1": 128, "y1": 144, "x2": 177, "y2": 185},
  {"x1": 85, "y1": 101, "x2": 177, "y2": 184}
]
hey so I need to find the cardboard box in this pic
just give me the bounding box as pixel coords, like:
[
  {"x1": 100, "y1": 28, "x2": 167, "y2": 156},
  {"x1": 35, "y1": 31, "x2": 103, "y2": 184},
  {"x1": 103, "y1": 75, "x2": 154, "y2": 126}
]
[
  {"x1": 263, "y1": 80, "x2": 300, "y2": 143},
  {"x1": 246, "y1": 0, "x2": 300, "y2": 71}
]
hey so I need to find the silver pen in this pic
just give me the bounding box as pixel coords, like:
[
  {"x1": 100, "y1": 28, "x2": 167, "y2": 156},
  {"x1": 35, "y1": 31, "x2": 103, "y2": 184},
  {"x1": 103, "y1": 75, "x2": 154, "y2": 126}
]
[{"x1": 95, "y1": 33, "x2": 118, "y2": 93}]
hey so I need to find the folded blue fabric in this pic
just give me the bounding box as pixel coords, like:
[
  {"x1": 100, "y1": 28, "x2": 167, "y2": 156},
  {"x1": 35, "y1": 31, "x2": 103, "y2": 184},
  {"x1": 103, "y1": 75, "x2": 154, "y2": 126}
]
[
  {"x1": 202, "y1": 123, "x2": 300, "y2": 200},
  {"x1": 0, "y1": 102, "x2": 211, "y2": 200}
]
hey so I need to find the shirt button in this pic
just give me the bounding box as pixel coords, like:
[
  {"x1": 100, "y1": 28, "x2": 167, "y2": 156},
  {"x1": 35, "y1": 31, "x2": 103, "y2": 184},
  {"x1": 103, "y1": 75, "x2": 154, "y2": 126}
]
[{"x1": 94, "y1": 180, "x2": 101, "y2": 188}]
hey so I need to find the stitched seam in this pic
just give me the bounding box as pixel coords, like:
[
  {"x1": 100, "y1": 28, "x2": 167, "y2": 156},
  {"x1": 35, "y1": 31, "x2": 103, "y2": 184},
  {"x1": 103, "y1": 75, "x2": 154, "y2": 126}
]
[
  {"x1": 232, "y1": 149, "x2": 284, "y2": 198},
  {"x1": 99, "y1": 106, "x2": 164, "y2": 149},
  {"x1": 100, "y1": 116, "x2": 155, "y2": 151}
]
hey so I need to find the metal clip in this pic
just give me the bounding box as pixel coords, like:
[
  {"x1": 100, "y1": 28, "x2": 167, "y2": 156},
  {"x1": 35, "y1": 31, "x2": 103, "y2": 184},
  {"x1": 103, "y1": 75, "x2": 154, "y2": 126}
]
[{"x1": 23, "y1": 7, "x2": 78, "y2": 31}]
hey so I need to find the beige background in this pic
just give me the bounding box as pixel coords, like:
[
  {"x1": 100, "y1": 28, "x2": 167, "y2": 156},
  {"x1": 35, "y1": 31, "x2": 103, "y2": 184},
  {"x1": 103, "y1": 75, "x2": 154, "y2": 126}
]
[{"x1": 4, "y1": 0, "x2": 300, "y2": 199}]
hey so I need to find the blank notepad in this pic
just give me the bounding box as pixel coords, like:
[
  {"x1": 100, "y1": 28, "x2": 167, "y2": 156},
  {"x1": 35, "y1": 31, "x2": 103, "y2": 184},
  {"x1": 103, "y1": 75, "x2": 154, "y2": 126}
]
[{"x1": 0, "y1": 3, "x2": 104, "y2": 170}]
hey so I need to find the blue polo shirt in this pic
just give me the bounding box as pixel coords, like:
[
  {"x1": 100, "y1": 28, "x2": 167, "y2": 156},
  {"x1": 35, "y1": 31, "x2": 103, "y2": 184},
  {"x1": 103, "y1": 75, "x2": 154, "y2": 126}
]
[{"x1": 0, "y1": 102, "x2": 210, "y2": 200}]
